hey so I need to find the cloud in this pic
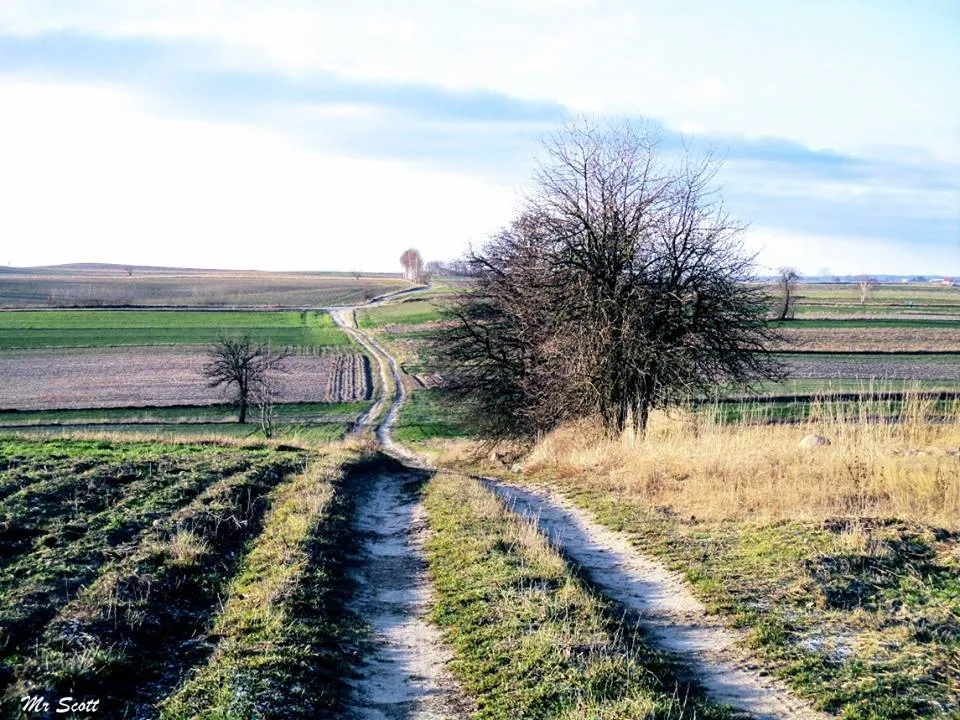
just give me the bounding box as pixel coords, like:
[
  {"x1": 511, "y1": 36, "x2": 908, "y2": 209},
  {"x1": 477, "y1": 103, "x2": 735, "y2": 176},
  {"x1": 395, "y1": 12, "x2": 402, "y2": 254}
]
[
  {"x1": 0, "y1": 80, "x2": 517, "y2": 271},
  {"x1": 0, "y1": 7, "x2": 956, "y2": 273},
  {"x1": 744, "y1": 228, "x2": 957, "y2": 276},
  {"x1": 2, "y1": 0, "x2": 958, "y2": 159}
]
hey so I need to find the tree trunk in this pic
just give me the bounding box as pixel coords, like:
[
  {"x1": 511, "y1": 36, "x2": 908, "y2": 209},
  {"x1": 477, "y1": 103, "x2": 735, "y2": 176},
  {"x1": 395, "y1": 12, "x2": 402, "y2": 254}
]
[{"x1": 238, "y1": 400, "x2": 247, "y2": 424}]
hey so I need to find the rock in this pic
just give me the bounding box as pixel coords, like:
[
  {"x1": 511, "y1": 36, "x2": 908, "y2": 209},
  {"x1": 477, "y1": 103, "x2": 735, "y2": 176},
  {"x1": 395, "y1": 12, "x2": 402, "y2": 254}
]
[
  {"x1": 510, "y1": 462, "x2": 524, "y2": 474},
  {"x1": 799, "y1": 434, "x2": 831, "y2": 448}
]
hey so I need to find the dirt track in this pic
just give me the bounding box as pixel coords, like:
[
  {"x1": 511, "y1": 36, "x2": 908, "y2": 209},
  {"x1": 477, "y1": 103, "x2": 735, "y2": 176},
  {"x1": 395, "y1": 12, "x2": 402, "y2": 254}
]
[
  {"x1": 333, "y1": 303, "x2": 471, "y2": 719},
  {"x1": 344, "y1": 467, "x2": 474, "y2": 720},
  {"x1": 342, "y1": 292, "x2": 827, "y2": 719},
  {"x1": 484, "y1": 479, "x2": 828, "y2": 720}
]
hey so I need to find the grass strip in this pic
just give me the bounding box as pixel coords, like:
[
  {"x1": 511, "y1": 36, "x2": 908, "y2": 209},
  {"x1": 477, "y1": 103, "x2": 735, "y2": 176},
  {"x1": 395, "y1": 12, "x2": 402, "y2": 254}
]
[
  {"x1": 423, "y1": 473, "x2": 730, "y2": 720},
  {"x1": 159, "y1": 450, "x2": 367, "y2": 719},
  {"x1": 0, "y1": 310, "x2": 349, "y2": 349},
  {"x1": 5, "y1": 455, "x2": 301, "y2": 715}
]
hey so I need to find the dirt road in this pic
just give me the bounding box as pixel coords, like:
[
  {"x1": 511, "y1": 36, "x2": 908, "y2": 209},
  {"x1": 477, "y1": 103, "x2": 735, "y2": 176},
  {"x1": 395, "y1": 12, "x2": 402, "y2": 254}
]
[
  {"x1": 336, "y1": 297, "x2": 825, "y2": 719},
  {"x1": 484, "y1": 479, "x2": 828, "y2": 720},
  {"x1": 331, "y1": 308, "x2": 471, "y2": 719}
]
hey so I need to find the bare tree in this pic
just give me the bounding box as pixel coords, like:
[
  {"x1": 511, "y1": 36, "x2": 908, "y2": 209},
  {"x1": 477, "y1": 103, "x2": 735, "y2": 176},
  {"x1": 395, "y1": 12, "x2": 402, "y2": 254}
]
[
  {"x1": 202, "y1": 335, "x2": 289, "y2": 424},
  {"x1": 855, "y1": 275, "x2": 876, "y2": 305},
  {"x1": 776, "y1": 267, "x2": 799, "y2": 321},
  {"x1": 399, "y1": 248, "x2": 424, "y2": 283},
  {"x1": 435, "y1": 118, "x2": 782, "y2": 438},
  {"x1": 252, "y1": 344, "x2": 288, "y2": 437}
]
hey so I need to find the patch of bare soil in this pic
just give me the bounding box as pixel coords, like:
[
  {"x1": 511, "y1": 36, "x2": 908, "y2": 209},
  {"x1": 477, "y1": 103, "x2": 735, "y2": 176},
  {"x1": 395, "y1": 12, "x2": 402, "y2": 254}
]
[
  {"x1": 781, "y1": 327, "x2": 960, "y2": 352},
  {"x1": 345, "y1": 469, "x2": 474, "y2": 720},
  {"x1": 325, "y1": 353, "x2": 373, "y2": 402},
  {"x1": 0, "y1": 348, "x2": 368, "y2": 410},
  {"x1": 484, "y1": 479, "x2": 828, "y2": 720},
  {"x1": 785, "y1": 355, "x2": 960, "y2": 381}
]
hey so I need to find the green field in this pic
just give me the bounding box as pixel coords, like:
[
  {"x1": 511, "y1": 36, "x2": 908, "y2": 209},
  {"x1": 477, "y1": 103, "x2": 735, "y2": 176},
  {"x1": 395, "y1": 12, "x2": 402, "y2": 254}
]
[
  {"x1": 356, "y1": 299, "x2": 443, "y2": 328},
  {"x1": 0, "y1": 437, "x2": 366, "y2": 717},
  {"x1": 0, "y1": 402, "x2": 369, "y2": 443},
  {"x1": 0, "y1": 310, "x2": 349, "y2": 349},
  {"x1": 777, "y1": 317, "x2": 960, "y2": 329}
]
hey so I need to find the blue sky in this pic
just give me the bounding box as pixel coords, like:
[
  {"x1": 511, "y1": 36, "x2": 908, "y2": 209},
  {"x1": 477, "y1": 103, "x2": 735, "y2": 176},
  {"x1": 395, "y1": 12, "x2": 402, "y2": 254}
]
[{"x1": 0, "y1": 1, "x2": 957, "y2": 274}]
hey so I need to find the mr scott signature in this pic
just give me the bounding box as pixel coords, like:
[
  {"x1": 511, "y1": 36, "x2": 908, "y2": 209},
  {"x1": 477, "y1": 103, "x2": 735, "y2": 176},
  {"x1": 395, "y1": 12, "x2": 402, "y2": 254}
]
[{"x1": 20, "y1": 695, "x2": 100, "y2": 714}]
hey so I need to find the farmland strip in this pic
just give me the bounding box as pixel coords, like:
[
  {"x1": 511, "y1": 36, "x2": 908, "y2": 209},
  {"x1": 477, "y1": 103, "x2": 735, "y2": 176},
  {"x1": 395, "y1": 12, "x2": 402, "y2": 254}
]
[
  {"x1": 0, "y1": 458, "x2": 261, "y2": 681},
  {"x1": 6, "y1": 457, "x2": 298, "y2": 716},
  {"x1": 0, "y1": 456, "x2": 232, "y2": 571},
  {"x1": 160, "y1": 453, "x2": 365, "y2": 719}
]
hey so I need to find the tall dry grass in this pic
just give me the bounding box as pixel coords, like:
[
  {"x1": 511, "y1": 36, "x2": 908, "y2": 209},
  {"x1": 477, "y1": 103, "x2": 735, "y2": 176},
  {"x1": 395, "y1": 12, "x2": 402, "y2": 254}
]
[{"x1": 520, "y1": 395, "x2": 960, "y2": 529}]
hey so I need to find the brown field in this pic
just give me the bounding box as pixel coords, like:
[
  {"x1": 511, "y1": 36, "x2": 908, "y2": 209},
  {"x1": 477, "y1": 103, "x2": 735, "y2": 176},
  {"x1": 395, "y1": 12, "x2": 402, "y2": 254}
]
[
  {"x1": 784, "y1": 355, "x2": 960, "y2": 381},
  {"x1": 0, "y1": 265, "x2": 411, "y2": 308},
  {"x1": 324, "y1": 353, "x2": 373, "y2": 402},
  {"x1": 0, "y1": 348, "x2": 370, "y2": 410},
  {"x1": 780, "y1": 326, "x2": 960, "y2": 352}
]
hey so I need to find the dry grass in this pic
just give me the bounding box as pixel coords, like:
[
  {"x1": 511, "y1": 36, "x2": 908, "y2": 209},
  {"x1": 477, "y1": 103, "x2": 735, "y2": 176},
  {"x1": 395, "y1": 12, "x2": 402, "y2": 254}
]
[{"x1": 467, "y1": 397, "x2": 960, "y2": 529}]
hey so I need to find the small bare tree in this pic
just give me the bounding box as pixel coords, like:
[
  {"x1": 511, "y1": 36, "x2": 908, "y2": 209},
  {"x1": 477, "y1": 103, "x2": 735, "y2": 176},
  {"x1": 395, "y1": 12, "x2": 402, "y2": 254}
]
[
  {"x1": 855, "y1": 275, "x2": 876, "y2": 305},
  {"x1": 776, "y1": 267, "x2": 799, "y2": 321},
  {"x1": 202, "y1": 335, "x2": 289, "y2": 424},
  {"x1": 400, "y1": 248, "x2": 424, "y2": 283},
  {"x1": 252, "y1": 344, "x2": 288, "y2": 437}
]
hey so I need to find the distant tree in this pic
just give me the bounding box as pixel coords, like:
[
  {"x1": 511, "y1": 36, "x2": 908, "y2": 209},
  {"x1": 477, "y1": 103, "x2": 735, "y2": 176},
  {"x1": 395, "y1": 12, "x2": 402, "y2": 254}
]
[
  {"x1": 400, "y1": 248, "x2": 424, "y2": 283},
  {"x1": 855, "y1": 275, "x2": 876, "y2": 305},
  {"x1": 202, "y1": 335, "x2": 289, "y2": 425},
  {"x1": 776, "y1": 267, "x2": 799, "y2": 321}
]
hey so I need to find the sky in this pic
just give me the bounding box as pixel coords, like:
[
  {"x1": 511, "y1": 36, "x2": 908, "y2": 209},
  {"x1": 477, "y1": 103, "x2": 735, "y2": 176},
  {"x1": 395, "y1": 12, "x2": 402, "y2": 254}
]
[{"x1": 0, "y1": 1, "x2": 957, "y2": 275}]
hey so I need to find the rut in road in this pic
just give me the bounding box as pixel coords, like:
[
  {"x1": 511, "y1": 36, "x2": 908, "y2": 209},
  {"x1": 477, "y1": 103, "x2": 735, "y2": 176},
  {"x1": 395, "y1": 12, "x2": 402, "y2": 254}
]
[
  {"x1": 344, "y1": 465, "x2": 474, "y2": 720},
  {"x1": 331, "y1": 304, "x2": 472, "y2": 719},
  {"x1": 484, "y1": 479, "x2": 829, "y2": 720}
]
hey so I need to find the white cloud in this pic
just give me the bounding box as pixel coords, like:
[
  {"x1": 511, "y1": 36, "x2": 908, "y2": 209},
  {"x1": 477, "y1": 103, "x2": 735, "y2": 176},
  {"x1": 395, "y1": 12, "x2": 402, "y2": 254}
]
[
  {"x1": 743, "y1": 227, "x2": 957, "y2": 276},
  {"x1": 0, "y1": 79, "x2": 516, "y2": 270},
  {"x1": 2, "y1": 1, "x2": 957, "y2": 161}
]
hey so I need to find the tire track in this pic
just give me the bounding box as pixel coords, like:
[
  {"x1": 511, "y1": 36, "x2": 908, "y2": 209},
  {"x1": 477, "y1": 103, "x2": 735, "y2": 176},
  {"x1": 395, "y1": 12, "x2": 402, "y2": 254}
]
[
  {"x1": 330, "y1": 305, "x2": 471, "y2": 719},
  {"x1": 482, "y1": 478, "x2": 829, "y2": 720}
]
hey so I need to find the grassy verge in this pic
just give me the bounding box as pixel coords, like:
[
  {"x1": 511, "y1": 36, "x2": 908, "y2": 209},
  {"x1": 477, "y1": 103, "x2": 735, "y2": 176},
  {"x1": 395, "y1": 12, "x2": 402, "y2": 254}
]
[
  {"x1": 160, "y1": 450, "x2": 367, "y2": 719},
  {"x1": 423, "y1": 473, "x2": 730, "y2": 720},
  {"x1": 393, "y1": 389, "x2": 477, "y2": 444}
]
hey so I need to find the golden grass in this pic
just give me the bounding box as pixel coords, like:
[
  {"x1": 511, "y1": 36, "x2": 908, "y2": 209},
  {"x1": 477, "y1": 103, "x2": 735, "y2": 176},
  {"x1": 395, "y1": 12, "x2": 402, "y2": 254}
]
[
  {"x1": 421, "y1": 396, "x2": 960, "y2": 529},
  {"x1": 517, "y1": 398, "x2": 960, "y2": 528}
]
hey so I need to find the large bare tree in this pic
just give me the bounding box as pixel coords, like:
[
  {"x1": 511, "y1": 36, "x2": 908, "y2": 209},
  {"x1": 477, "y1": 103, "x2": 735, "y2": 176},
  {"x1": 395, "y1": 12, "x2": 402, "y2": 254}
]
[
  {"x1": 436, "y1": 118, "x2": 782, "y2": 437},
  {"x1": 202, "y1": 335, "x2": 289, "y2": 425}
]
